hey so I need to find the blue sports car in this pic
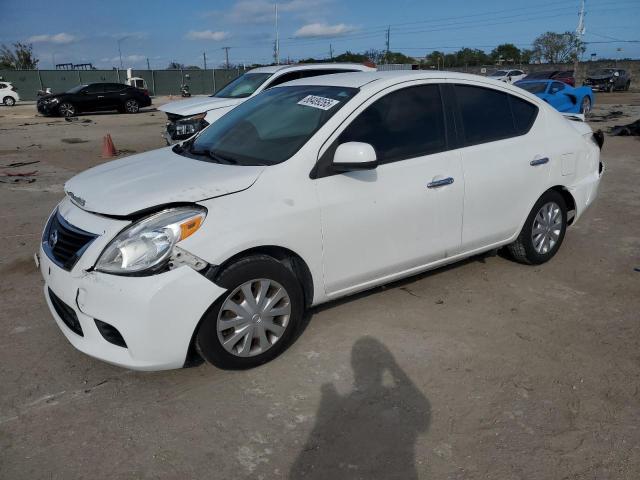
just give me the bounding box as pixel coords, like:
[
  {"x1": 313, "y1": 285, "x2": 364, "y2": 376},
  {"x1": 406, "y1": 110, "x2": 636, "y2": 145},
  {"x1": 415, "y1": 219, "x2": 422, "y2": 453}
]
[{"x1": 514, "y1": 79, "x2": 594, "y2": 115}]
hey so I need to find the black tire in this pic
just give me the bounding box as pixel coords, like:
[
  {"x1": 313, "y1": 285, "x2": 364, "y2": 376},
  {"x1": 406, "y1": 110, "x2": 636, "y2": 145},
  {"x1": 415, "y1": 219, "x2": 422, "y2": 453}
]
[
  {"x1": 124, "y1": 98, "x2": 139, "y2": 113},
  {"x1": 507, "y1": 190, "x2": 568, "y2": 265},
  {"x1": 607, "y1": 83, "x2": 614, "y2": 93},
  {"x1": 3, "y1": 96, "x2": 15, "y2": 106},
  {"x1": 58, "y1": 102, "x2": 75, "y2": 117},
  {"x1": 195, "y1": 254, "x2": 304, "y2": 369}
]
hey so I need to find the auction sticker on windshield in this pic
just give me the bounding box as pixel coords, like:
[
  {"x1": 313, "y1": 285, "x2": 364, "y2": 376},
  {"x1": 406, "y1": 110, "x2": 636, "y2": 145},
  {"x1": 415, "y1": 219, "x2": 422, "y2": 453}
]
[{"x1": 297, "y1": 95, "x2": 340, "y2": 110}]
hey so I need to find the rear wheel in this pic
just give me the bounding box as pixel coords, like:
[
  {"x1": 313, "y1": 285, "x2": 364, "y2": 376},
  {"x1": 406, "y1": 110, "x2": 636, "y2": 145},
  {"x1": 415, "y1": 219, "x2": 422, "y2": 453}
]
[
  {"x1": 58, "y1": 102, "x2": 75, "y2": 117},
  {"x1": 508, "y1": 190, "x2": 568, "y2": 265},
  {"x1": 3, "y1": 96, "x2": 15, "y2": 106},
  {"x1": 195, "y1": 255, "x2": 304, "y2": 369},
  {"x1": 124, "y1": 99, "x2": 139, "y2": 113}
]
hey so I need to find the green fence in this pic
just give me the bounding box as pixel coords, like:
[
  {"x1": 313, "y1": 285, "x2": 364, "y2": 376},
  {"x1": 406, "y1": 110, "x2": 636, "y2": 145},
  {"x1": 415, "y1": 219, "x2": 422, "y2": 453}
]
[{"x1": 0, "y1": 68, "x2": 244, "y2": 101}]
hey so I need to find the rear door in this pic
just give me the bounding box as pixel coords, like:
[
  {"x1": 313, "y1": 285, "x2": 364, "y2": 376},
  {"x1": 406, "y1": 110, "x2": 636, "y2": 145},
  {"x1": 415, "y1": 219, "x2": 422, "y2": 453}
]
[
  {"x1": 74, "y1": 84, "x2": 105, "y2": 112},
  {"x1": 450, "y1": 82, "x2": 548, "y2": 251},
  {"x1": 315, "y1": 82, "x2": 464, "y2": 295},
  {"x1": 103, "y1": 83, "x2": 127, "y2": 109}
]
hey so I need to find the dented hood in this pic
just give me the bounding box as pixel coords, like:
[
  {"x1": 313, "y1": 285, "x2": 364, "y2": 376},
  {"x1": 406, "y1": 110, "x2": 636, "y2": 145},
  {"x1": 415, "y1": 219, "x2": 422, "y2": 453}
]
[
  {"x1": 158, "y1": 96, "x2": 244, "y2": 117},
  {"x1": 64, "y1": 147, "x2": 264, "y2": 216}
]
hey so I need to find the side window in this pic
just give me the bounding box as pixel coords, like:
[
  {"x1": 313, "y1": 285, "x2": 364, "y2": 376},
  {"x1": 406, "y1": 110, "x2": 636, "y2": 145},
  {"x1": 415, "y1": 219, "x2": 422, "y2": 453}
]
[
  {"x1": 338, "y1": 84, "x2": 447, "y2": 164},
  {"x1": 513, "y1": 70, "x2": 523, "y2": 76},
  {"x1": 454, "y1": 85, "x2": 515, "y2": 145},
  {"x1": 510, "y1": 96, "x2": 538, "y2": 135},
  {"x1": 265, "y1": 72, "x2": 302, "y2": 88},
  {"x1": 549, "y1": 82, "x2": 565, "y2": 94},
  {"x1": 85, "y1": 84, "x2": 104, "y2": 94},
  {"x1": 105, "y1": 83, "x2": 124, "y2": 92}
]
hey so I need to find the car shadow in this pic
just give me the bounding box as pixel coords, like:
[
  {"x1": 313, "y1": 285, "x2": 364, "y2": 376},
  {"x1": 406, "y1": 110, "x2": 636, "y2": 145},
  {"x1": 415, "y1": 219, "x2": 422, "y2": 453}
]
[
  {"x1": 294, "y1": 248, "x2": 501, "y2": 343},
  {"x1": 289, "y1": 336, "x2": 431, "y2": 479}
]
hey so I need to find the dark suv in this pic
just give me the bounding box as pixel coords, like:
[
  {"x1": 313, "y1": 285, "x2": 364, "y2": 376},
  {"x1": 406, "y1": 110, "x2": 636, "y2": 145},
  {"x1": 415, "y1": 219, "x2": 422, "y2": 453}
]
[
  {"x1": 584, "y1": 69, "x2": 631, "y2": 92},
  {"x1": 37, "y1": 82, "x2": 152, "y2": 117}
]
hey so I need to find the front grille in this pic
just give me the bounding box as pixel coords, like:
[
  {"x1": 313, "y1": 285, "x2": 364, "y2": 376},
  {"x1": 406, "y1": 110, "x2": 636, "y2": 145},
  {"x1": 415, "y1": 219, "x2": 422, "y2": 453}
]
[
  {"x1": 43, "y1": 210, "x2": 97, "y2": 271},
  {"x1": 48, "y1": 288, "x2": 83, "y2": 336}
]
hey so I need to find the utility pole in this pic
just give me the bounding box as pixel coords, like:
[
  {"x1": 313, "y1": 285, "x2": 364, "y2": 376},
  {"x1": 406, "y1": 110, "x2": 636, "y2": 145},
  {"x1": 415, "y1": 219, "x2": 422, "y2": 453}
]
[
  {"x1": 146, "y1": 57, "x2": 150, "y2": 70},
  {"x1": 385, "y1": 26, "x2": 390, "y2": 64},
  {"x1": 575, "y1": 0, "x2": 586, "y2": 80},
  {"x1": 329, "y1": 43, "x2": 334, "y2": 60},
  {"x1": 274, "y1": 2, "x2": 280, "y2": 65},
  {"x1": 117, "y1": 36, "x2": 129, "y2": 70},
  {"x1": 222, "y1": 47, "x2": 230, "y2": 69},
  {"x1": 203, "y1": 51, "x2": 207, "y2": 70}
]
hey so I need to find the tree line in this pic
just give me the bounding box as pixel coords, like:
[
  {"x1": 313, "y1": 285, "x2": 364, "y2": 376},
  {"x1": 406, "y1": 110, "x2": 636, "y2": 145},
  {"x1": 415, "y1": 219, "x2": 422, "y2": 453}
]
[{"x1": 0, "y1": 31, "x2": 617, "y2": 71}]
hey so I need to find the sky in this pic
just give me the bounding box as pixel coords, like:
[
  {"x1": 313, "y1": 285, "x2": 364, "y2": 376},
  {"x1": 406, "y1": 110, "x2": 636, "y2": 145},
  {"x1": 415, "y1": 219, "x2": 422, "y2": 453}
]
[{"x1": 0, "y1": 0, "x2": 638, "y2": 69}]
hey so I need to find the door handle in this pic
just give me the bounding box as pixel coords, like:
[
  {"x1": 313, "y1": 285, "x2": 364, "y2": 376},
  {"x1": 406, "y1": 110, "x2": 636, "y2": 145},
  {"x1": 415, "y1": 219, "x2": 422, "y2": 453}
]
[
  {"x1": 427, "y1": 177, "x2": 454, "y2": 189},
  {"x1": 530, "y1": 157, "x2": 549, "y2": 166}
]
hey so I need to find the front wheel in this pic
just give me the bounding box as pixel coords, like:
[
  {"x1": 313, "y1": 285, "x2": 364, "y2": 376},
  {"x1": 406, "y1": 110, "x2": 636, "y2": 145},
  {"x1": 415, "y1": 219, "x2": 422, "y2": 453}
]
[
  {"x1": 507, "y1": 190, "x2": 568, "y2": 265},
  {"x1": 580, "y1": 97, "x2": 592, "y2": 116},
  {"x1": 3, "y1": 96, "x2": 15, "y2": 106},
  {"x1": 58, "y1": 102, "x2": 75, "y2": 117},
  {"x1": 195, "y1": 255, "x2": 304, "y2": 369},
  {"x1": 124, "y1": 99, "x2": 140, "y2": 113}
]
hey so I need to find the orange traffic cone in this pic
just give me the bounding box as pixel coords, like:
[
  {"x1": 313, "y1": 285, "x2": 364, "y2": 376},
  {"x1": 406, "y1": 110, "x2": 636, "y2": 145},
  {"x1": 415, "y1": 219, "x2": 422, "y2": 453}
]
[{"x1": 102, "y1": 134, "x2": 117, "y2": 158}]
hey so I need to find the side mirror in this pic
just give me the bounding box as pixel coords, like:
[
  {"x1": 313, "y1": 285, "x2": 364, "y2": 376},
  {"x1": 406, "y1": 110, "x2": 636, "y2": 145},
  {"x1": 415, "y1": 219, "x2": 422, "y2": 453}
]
[{"x1": 332, "y1": 142, "x2": 378, "y2": 172}]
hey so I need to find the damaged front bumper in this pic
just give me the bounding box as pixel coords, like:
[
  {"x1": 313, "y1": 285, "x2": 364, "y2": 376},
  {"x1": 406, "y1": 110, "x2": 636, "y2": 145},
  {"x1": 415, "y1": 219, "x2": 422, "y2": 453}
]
[{"x1": 38, "y1": 199, "x2": 226, "y2": 370}]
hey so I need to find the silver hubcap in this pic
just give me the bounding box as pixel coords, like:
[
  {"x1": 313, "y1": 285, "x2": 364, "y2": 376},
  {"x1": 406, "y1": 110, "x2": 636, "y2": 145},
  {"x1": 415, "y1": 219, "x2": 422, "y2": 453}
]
[
  {"x1": 532, "y1": 201, "x2": 562, "y2": 255},
  {"x1": 217, "y1": 279, "x2": 291, "y2": 357},
  {"x1": 60, "y1": 104, "x2": 74, "y2": 116},
  {"x1": 125, "y1": 100, "x2": 138, "y2": 112},
  {"x1": 5, "y1": 98, "x2": 14, "y2": 106}
]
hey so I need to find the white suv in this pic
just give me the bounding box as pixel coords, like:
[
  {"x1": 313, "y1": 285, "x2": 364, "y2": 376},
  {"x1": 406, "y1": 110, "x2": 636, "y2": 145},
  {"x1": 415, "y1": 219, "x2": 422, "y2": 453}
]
[
  {"x1": 0, "y1": 82, "x2": 20, "y2": 106},
  {"x1": 159, "y1": 63, "x2": 374, "y2": 144},
  {"x1": 39, "y1": 71, "x2": 603, "y2": 371}
]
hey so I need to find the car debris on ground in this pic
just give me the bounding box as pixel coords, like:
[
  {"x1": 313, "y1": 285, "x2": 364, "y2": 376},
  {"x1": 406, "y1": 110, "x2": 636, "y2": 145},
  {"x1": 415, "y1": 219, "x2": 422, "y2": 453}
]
[{"x1": 609, "y1": 119, "x2": 640, "y2": 136}]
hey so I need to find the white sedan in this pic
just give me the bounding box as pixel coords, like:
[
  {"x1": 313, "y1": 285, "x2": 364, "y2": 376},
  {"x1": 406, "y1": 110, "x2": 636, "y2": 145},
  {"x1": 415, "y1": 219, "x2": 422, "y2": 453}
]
[
  {"x1": 39, "y1": 71, "x2": 603, "y2": 370},
  {"x1": 488, "y1": 69, "x2": 526, "y2": 84}
]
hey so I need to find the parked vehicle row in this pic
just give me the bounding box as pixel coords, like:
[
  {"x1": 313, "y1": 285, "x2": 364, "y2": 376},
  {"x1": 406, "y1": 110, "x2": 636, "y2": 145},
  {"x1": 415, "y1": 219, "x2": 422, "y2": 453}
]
[{"x1": 38, "y1": 71, "x2": 604, "y2": 371}]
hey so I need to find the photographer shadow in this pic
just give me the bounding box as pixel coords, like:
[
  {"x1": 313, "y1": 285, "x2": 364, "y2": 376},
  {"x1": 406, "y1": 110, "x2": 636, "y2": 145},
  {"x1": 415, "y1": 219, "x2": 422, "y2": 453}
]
[{"x1": 290, "y1": 336, "x2": 431, "y2": 479}]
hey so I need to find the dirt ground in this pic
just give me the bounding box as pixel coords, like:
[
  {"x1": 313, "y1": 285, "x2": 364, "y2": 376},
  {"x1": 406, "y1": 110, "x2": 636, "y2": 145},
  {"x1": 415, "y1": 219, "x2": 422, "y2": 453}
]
[{"x1": 1, "y1": 93, "x2": 639, "y2": 479}]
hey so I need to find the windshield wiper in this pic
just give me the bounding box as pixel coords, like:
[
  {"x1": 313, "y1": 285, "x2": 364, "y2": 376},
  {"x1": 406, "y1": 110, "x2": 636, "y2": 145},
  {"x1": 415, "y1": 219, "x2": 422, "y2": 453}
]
[{"x1": 186, "y1": 147, "x2": 238, "y2": 165}]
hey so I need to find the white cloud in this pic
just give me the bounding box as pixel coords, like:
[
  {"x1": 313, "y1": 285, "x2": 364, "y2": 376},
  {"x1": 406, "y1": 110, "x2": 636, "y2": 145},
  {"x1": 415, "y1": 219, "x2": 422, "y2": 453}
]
[
  {"x1": 27, "y1": 32, "x2": 77, "y2": 44},
  {"x1": 224, "y1": 0, "x2": 328, "y2": 24},
  {"x1": 293, "y1": 23, "x2": 356, "y2": 38},
  {"x1": 186, "y1": 30, "x2": 228, "y2": 41}
]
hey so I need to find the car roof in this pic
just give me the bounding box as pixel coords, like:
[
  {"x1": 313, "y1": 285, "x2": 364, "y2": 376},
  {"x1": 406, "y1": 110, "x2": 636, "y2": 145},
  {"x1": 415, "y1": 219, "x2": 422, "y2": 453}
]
[
  {"x1": 248, "y1": 63, "x2": 374, "y2": 74},
  {"x1": 277, "y1": 70, "x2": 512, "y2": 89}
]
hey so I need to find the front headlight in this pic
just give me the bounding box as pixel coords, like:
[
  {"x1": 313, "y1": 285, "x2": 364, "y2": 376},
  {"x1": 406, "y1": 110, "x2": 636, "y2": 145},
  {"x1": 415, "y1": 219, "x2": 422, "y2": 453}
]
[
  {"x1": 95, "y1": 207, "x2": 206, "y2": 275},
  {"x1": 175, "y1": 113, "x2": 208, "y2": 137}
]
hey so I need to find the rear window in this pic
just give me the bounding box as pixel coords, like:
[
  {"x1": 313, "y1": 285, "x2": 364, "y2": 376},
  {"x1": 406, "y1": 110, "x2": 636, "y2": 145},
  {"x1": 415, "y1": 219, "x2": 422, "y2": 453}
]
[{"x1": 454, "y1": 84, "x2": 538, "y2": 145}]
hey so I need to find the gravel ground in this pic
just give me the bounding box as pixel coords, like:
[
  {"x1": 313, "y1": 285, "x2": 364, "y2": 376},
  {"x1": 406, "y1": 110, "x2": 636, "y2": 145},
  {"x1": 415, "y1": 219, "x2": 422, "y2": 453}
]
[{"x1": 1, "y1": 93, "x2": 639, "y2": 479}]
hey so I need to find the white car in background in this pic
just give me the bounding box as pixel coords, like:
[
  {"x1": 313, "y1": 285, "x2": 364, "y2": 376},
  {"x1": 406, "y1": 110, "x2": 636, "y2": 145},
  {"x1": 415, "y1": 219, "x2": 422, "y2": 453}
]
[
  {"x1": 159, "y1": 63, "x2": 374, "y2": 144},
  {"x1": 489, "y1": 69, "x2": 526, "y2": 84},
  {"x1": 0, "y1": 81, "x2": 20, "y2": 106},
  {"x1": 39, "y1": 71, "x2": 603, "y2": 371}
]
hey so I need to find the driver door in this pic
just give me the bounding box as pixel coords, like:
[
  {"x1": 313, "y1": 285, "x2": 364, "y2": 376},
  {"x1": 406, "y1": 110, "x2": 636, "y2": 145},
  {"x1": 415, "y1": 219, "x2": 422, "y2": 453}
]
[{"x1": 314, "y1": 83, "x2": 464, "y2": 296}]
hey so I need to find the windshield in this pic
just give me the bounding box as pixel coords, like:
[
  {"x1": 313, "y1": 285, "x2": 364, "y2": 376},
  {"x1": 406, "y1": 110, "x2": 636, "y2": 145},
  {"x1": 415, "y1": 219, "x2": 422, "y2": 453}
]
[
  {"x1": 213, "y1": 73, "x2": 273, "y2": 99},
  {"x1": 490, "y1": 70, "x2": 508, "y2": 77},
  {"x1": 515, "y1": 81, "x2": 547, "y2": 94},
  {"x1": 592, "y1": 69, "x2": 615, "y2": 76},
  {"x1": 185, "y1": 85, "x2": 358, "y2": 166},
  {"x1": 65, "y1": 84, "x2": 87, "y2": 94}
]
